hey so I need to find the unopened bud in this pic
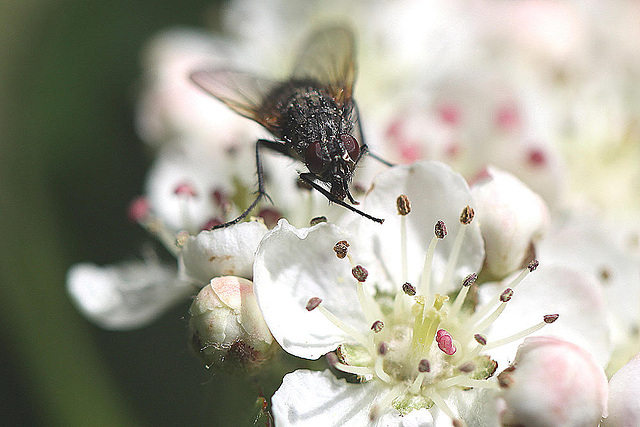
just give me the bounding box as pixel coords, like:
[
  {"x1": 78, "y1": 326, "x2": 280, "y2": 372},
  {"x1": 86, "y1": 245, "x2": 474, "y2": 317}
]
[{"x1": 188, "y1": 276, "x2": 274, "y2": 373}]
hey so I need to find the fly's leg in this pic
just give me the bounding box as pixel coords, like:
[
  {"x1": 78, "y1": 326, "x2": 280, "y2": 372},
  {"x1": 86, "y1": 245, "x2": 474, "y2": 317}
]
[
  {"x1": 299, "y1": 172, "x2": 384, "y2": 224},
  {"x1": 209, "y1": 139, "x2": 280, "y2": 230},
  {"x1": 353, "y1": 101, "x2": 394, "y2": 167}
]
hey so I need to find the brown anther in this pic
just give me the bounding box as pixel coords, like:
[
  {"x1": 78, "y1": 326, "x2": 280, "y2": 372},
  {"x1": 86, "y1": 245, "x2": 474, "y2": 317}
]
[
  {"x1": 462, "y1": 272, "x2": 477, "y2": 287},
  {"x1": 497, "y1": 366, "x2": 516, "y2": 388},
  {"x1": 306, "y1": 297, "x2": 322, "y2": 311},
  {"x1": 458, "y1": 362, "x2": 475, "y2": 373},
  {"x1": 296, "y1": 177, "x2": 313, "y2": 191},
  {"x1": 371, "y1": 320, "x2": 384, "y2": 333},
  {"x1": 175, "y1": 231, "x2": 190, "y2": 248},
  {"x1": 474, "y1": 334, "x2": 487, "y2": 346},
  {"x1": 418, "y1": 359, "x2": 431, "y2": 373},
  {"x1": 402, "y1": 282, "x2": 416, "y2": 296},
  {"x1": 333, "y1": 240, "x2": 350, "y2": 259},
  {"x1": 378, "y1": 342, "x2": 388, "y2": 356},
  {"x1": 599, "y1": 267, "x2": 612, "y2": 283},
  {"x1": 435, "y1": 220, "x2": 447, "y2": 239},
  {"x1": 396, "y1": 194, "x2": 411, "y2": 216},
  {"x1": 528, "y1": 259, "x2": 539, "y2": 272},
  {"x1": 352, "y1": 265, "x2": 368, "y2": 282},
  {"x1": 310, "y1": 216, "x2": 327, "y2": 226},
  {"x1": 543, "y1": 314, "x2": 559, "y2": 324},
  {"x1": 453, "y1": 420, "x2": 464, "y2": 427},
  {"x1": 500, "y1": 288, "x2": 514, "y2": 302},
  {"x1": 460, "y1": 205, "x2": 475, "y2": 225}
]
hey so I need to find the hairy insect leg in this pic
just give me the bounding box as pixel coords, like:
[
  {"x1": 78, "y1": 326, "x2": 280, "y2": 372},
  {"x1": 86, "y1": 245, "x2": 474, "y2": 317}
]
[
  {"x1": 299, "y1": 172, "x2": 384, "y2": 224},
  {"x1": 353, "y1": 101, "x2": 394, "y2": 167},
  {"x1": 209, "y1": 139, "x2": 276, "y2": 230}
]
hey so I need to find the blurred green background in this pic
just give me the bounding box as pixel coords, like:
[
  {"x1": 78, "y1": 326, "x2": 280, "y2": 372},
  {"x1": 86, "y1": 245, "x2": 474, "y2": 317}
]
[{"x1": 0, "y1": 0, "x2": 258, "y2": 425}]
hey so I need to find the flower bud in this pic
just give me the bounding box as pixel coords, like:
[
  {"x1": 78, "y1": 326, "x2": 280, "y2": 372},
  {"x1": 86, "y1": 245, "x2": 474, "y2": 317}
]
[
  {"x1": 189, "y1": 276, "x2": 274, "y2": 373},
  {"x1": 499, "y1": 337, "x2": 607, "y2": 427},
  {"x1": 471, "y1": 167, "x2": 549, "y2": 280}
]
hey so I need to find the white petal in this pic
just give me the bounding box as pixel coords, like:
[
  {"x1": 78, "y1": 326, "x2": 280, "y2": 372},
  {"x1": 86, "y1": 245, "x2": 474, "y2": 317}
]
[
  {"x1": 67, "y1": 261, "x2": 192, "y2": 330},
  {"x1": 179, "y1": 220, "x2": 268, "y2": 283},
  {"x1": 272, "y1": 370, "x2": 387, "y2": 427},
  {"x1": 603, "y1": 352, "x2": 640, "y2": 426},
  {"x1": 353, "y1": 161, "x2": 484, "y2": 294},
  {"x1": 254, "y1": 220, "x2": 367, "y2": 359},
  {"x1": 471, "y1": 167, "x2": 549, "y2": 279},
  {"x1": 537, "y1": 213, "x2": 640, "y2": 351},
  {"x1": 481, "y1": 265, "x2": 611, "y2": 367}
]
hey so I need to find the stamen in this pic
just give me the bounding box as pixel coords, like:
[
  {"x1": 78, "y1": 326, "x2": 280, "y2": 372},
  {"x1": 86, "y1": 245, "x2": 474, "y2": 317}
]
[
  {"x1": 310, "y1": 216, "x2": 327, "y2": 226},
  {"x1": 440, "y1": 207, "x2": 473, "y2": 290},
  {"x1": 371, "y1": 320, "x2": 384, "y2": 333},
  {"x1": 397, "y1": 195, "x2": 410, "y2": 282},
  {"x1": 332, "y1": 361, "x2": 374, "y2": 377},
  {"x1": 374, "y1": 356, "x2": 392, "y2": 383},
  {"x1": 429, "y1": 389, "x2": 457, "y2": 420},
  {"x1": 435, "y1": 220, "x2": 447, "y2": 239},
  {"x1": 352, "y1": 265, "x2": 369, "y2": 282},
  {"x1": 419, "y1": 227, "x2": 442, "y2": 296},
  {"x1": 396, "y1": 195, "x2": 411, "y2": 216},
  {"x1": 469, "y1": 293, "x2": 510, "y2": 334},
  {"x1": 418, "y1": 358, "x2": 431, "y2": 372},
  {"x1": 306, "y1": 297, "x2": 322, "y2": 311},
  {"x1": 402, "y1": 282, "x2": 416, "y2": 296},
  {"x1": 315, "y1": 304, "x2": 369, "y2": 346},
  {"x1": 483, "y1": 314, "x2": 560, "y2": 351},
  {"x1": 334, "y1": 240, "x2": 350, "y2": 259},
  {"x1": 449, "y1": 272, "x2": 477, "y2": 316}
]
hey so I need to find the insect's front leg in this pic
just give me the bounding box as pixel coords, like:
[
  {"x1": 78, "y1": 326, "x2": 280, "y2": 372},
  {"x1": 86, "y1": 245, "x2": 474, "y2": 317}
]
[
  {"x1": 299, "y1": 172, "x2": 384, "y2": 224},
  {"x1": 208, "y1": 139, "x2": 278, "y2": 230}
]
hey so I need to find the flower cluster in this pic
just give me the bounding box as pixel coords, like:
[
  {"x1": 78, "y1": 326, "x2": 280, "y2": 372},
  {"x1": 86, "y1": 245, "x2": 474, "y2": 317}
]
[{"x1": 67, "y1": 0, "x2": 640, "y2": 425}]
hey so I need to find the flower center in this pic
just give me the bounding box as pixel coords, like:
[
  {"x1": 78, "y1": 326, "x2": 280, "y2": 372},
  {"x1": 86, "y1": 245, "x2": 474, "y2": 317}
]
[{"x1": 307, "y1": 196, "x2": 558, "y2": 421}]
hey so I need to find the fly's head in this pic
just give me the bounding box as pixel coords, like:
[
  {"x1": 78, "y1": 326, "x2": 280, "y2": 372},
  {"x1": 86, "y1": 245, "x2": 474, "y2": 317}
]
[{"x1": 304, "y1": 133, "x2": 360, "y2": 203}]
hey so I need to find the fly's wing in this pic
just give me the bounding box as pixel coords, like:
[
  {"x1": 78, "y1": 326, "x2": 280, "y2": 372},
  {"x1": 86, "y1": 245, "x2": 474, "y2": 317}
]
[
  {"x1": 189, "y1": 69, "x2": 282, "y2": 133},
  {"x1": 291, "y1": 25, "x2": 356, "y2": 106}
]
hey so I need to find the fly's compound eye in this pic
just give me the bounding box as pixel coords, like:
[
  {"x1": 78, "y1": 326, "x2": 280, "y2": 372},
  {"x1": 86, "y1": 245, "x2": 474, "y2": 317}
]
[
  {"x1": 340, "y1": 134, "x2": 360, "y2": 161},
  {"x1": 306, "y1": 141, "x2": 324, "y2": 174}
]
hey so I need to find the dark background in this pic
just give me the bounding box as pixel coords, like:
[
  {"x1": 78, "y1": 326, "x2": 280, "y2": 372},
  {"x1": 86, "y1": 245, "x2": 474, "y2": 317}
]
[{"x1": 0, "y1": 1, "x2": 259, "y2": 425}]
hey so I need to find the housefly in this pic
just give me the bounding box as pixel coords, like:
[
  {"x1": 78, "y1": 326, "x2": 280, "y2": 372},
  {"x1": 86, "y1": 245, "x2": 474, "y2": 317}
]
[{"x1": 190, "y1": 25, "x2": 386, "y2": 228}]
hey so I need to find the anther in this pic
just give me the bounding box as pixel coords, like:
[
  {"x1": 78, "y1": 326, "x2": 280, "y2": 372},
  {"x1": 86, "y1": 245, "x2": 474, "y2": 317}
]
[
  {"x1": 453, "y1": 420, "x2": 464, "y2": 427},
  {"x1": 528, "y1": 259, "x2": 539, "y2": 272},
  {"x1": 436, "y1": 329, "x2": 457, "y2": 355},
  {"x1": 175, "y1": 231, "x2": 190, "y2": 248},
  {"x1": 458, "y1": 362, "x2": 475, "y2": 373},
  {"x1": 325, "y1": 352, "x2": 339, "y2": 367},
  {"x1": 500, "y1": 288, "x2": 514, "y2": 302},
  {"x1": 174, "y1": 182, "x2": 198, "y2": 197},
  {"x1": 462, "y1": 273, "x2": 477, "y2": 287},
  {"x1": 378, "y1": 342, "x2": 388, "y2": 356},
  {"x1": 543, "y1": 314, "x2": 559, "y2": 324},
  {"x1": 333, "y1": 240, "x2": 350, "y2": 259},
  {"x1": 402, "y1": 282, "x2": 416, "y2": 296},
  {"x1": 371, "y1": 320, "x2": 384, "y2": 333},
  {"x1": 128, "y1": 196, "x2": 150, "y2": 222},
  {"x1": 497, "y1": 366, "x2": 516, "y2": 388},
  {"x1": 352, "y1": 265, "x2": 368, "y2": 282},
  {"x1": 435, "y1": 220, "x2": 447, "y2": 239},
  {"x1": 474, "y1": 334, "x2": 487, "y2": 346},
  {"x1": 418, "y1": 359, "x2": 431, "y2": 373},
  {"x1": 306, "y1": 297, "x2": 322, "y2": 311},
  {"x1": 460, "y1": 205, "x2": 475, "y2": 225},
  {"x1": 396, "y1": 194, "x2": 411, "y2": 215},
  {"x1": 310, "y1": 216, "x2": 327, "y2": 226}
]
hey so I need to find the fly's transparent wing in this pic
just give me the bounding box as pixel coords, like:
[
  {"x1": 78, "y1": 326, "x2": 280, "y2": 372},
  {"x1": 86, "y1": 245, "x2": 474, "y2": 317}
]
[
  {"x1": 190, "y1": 69, "x2": 281, "y2": 132},
  {"x1": 291, "y1": 25, "x2": 356, "y2": 105}
]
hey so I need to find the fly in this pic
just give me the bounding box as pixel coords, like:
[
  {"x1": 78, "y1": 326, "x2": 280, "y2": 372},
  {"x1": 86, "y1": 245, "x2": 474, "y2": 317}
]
[{"x1": 190, "y1": 25, "x2": 387, "y2": 228}]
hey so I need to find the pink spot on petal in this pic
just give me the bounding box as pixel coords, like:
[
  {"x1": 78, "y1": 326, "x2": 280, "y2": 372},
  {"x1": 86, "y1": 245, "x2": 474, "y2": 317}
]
[
  {"x1": 437, "y1": 104, "x2": 461, "y2": 126},
  {"x1": 128, "y1": 196, "x2": 149, "y2": 222},
  {"x1": 496, "y1": 104, "x2": 521, "y2": 131},
  {"x1": 527, "y1": 147, "x2": 547, "y2": 167},
  {"x1": 436, "y1": 329, "x2": 457, "y2": 355},
  {"x1": 174, "y1": 182, "x2": 198, "y2": 197}
]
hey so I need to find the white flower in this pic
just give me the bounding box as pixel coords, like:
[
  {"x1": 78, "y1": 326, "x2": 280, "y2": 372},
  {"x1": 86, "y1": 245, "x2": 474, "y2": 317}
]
[
  {"x1": 67, "y1": 221, "x2": 269, "y2": 330},
  {"x1": 253, "y1": 161, "x2": 609, "y2": 425}
]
